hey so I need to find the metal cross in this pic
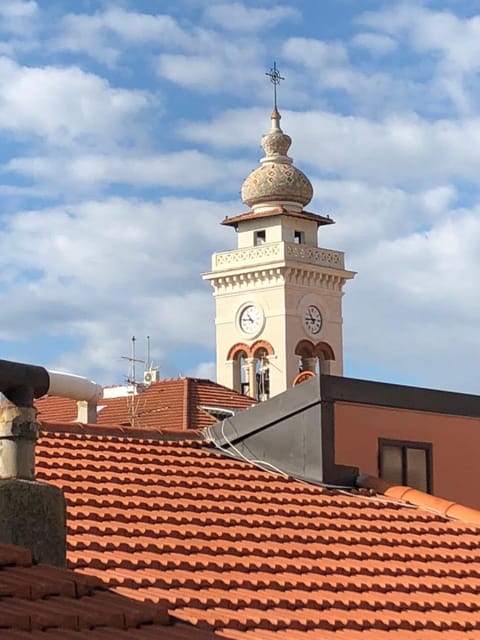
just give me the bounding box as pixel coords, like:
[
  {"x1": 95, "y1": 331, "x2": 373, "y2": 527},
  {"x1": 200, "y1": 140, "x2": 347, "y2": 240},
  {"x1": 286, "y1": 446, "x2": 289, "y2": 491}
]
[{"x1": 265, "y1": 61, "x2": 284, "y2": 109}]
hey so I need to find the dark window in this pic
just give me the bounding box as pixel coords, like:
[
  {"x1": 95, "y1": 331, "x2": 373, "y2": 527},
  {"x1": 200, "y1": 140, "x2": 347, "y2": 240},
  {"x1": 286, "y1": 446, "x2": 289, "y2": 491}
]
[
  {"x1": 256, "y1": 367, "x2": 270, "y2": 400},
  {"x1": 378, "y1": 438, "x2": 432, "y2": 493},
  {"x1": 254, "y1": 230, "x2": 266, "y2": 245},
  {"x1": 294, "y1": 230, "x2": 304, "y2": 244},
  {"x1": 241, "y1": 382, "x2": 250, "y2": 396}
]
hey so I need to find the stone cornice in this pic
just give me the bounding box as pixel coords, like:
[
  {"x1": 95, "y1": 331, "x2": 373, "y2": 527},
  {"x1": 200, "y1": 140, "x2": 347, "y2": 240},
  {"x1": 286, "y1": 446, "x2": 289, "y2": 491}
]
[{"x1": 203, "y1": 263, "x2": 354, "y2": 294}]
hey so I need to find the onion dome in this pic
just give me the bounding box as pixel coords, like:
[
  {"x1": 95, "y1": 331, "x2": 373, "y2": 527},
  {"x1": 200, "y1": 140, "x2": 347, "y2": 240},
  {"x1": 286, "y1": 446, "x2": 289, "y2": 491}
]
[{"x1": 241, "y1": 108, "x2": 313, "y2": 213}]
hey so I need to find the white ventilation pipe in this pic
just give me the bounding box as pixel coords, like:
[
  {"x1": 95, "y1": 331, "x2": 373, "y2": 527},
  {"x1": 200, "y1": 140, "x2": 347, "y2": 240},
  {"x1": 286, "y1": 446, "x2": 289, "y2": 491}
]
[{"x1": 46, "y1": 370, "x2": 103, "y2": 403}]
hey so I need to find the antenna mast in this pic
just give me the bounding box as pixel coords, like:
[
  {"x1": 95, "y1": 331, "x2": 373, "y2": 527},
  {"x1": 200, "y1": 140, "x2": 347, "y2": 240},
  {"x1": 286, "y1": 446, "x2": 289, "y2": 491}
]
[
  {"x1": 120, "y1": 336, "x2": 145, "y2": 427},
  {"x1": 121, "y1": 336, "x2": 144, "y2": 387}
]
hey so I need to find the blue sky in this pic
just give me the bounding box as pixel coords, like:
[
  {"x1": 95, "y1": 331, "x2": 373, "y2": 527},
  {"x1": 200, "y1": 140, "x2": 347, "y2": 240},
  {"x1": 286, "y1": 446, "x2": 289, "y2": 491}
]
[{"x1": 2, "y1": 0, "x2": 480, "y2": 392}]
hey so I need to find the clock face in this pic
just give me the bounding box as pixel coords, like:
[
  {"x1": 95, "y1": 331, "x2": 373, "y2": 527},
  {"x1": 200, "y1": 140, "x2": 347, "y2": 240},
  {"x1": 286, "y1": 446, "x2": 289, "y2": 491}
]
[
  {"x1": 304, "y1": 305, "x2": 322, "y2": 335},
  {"x1": 239, "y1": 305, "x2": 263, "y2": 334}
]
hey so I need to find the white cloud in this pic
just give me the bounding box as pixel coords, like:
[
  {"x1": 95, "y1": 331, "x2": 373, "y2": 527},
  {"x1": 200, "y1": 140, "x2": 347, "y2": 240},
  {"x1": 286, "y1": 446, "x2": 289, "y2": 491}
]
[
  {"x1": 56, "y1": 8, "x2": 188, "y2": 63},
  {"x1": 180, "y1": 106, "x2": 267, "y2": 149},
  {"x1": 351, "y1": 32, "x2": 398, "y2": 56},
  {"x1": 5, "y1": 151, "x2": 251, "y2": 193},
  {"x1": 181, "y1": 106, "x2": 480, "y2": 188},
  {"x1": 0, "y1": 196, "x2": 232, "y2": 382},
  {"x1": 100, "y1": 8, "x2": 186, "y2": 44},
  {"x1": 1, "y1": 0, "x2": 479, "y2": 397},
  {"x1": 158, "y1": 54, "x2": 228, "y2": 92},
  {"x1": 358, "y1": 4, "x2": 480, "y2": 114},
  {"x1": 283, "y1": 37, "x2": 349, "y2": 68},
  {"x1": 304, "y1": 176, "x2": 480, "y2": 394},
  {"x1": 359, "y1": 3, "x2": 480, "y2": 71},
  {"x1": 187, "y1": 361, "x2": 216, "y2": 380},
  {"x1": 0, "y1": 1, "x2": 40, "y2": 56},
  {"x1": 343, "y1": 204, "x2": 480, "y2": 393},
  {"x1": 282, "y1": 36, "x2": 398, "y2": 111},
  {"x1": 155, "y1": 30, "x2": 265, "y2": 95},
  {"x1": 204, "y1": 2, "x2": 299, "y2": 31},
  {"x1": 0, "y1": 57, "x2": 150, "y2": 147},
  {"x1": 312, "y1": 179, "x2": 457, "y2": 250},
  {"x1": 0, "y1": 0, "x2": 38, "y2": 31}
]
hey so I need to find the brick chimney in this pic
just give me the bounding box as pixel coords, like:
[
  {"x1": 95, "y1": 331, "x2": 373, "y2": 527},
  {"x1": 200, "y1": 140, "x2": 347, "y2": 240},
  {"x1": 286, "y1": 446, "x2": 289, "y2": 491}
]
[{"x1": 0, "y1": 359, "x2": 66, "y2": 566}]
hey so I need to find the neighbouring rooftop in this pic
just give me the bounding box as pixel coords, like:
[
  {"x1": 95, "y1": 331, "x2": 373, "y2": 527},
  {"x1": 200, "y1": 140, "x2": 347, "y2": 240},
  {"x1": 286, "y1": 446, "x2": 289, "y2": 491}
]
[
  {"x1": 35, "y1": 377, "x2": 256, "y2": 430},
  {"x1": 33, "y1": 420, "x2": 480, "y2": 638},
  {"x1": 0, "y1": 539, "x2": 218, "y2": 639}
]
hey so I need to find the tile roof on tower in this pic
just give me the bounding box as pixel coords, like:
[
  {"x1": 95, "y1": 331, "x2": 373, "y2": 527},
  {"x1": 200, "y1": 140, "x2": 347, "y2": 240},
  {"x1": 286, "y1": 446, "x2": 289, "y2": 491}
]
[{"x1": 35, "y1": 421, "x2": 480, "y2": 638}]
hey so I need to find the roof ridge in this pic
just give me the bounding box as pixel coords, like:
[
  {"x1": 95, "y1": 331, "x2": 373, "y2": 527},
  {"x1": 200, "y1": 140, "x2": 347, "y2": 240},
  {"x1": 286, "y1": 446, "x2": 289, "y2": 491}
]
[
  {"x1": 39, "y1": 420, "x2": 204, "y2": 440},
  {"x1": 359, "y1": 475, "x2": 480, "y2": 526}
]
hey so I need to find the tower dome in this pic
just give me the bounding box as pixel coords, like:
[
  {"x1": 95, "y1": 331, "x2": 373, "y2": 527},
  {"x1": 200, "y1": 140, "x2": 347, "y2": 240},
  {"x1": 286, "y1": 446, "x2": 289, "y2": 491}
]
[{"x1": 241, "y1": 108, "x2": 313, "y2": 213}]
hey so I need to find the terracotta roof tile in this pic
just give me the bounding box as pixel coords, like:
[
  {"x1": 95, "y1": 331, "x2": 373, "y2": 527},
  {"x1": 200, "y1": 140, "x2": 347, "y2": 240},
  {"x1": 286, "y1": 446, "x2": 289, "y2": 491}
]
[
  {"x1": 34, "y1": 422, "x2": 480, "y2": 637},
  {"x1": 0, "y1": 540, "x2": 217, "y2": 639},
  {"x1": 35, "y1": 377, "x2": 255, "y2": 430}
]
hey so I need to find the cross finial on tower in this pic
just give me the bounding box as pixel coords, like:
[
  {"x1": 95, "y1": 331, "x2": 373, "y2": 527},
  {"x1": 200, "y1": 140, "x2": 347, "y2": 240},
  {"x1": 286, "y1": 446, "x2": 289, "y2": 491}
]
[{"x1": 265, "y1": 61, "x2": 284, "y2": 109}]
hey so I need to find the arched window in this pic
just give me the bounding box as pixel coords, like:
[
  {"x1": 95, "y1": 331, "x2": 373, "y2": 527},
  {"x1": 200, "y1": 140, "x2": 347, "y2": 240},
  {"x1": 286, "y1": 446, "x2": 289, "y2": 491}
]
[
  {"x1": 294, "y1": 339, "x2": 318, "y2": 374},
  {"x1": 254, "y1": 347, "x2": 270, "y2": 401},
  {"x1": 315, "y1": 342, "x2": 335, "y2": 374},
  {"x1": 294, "y1": 340, "x2": 336, "y2": 378},
  {"x1": 227, "y1": 344, "x2": 251, "y2": 395},
  {"x1": 228, "y1": 341, "x2": 274, "y2": 400}
]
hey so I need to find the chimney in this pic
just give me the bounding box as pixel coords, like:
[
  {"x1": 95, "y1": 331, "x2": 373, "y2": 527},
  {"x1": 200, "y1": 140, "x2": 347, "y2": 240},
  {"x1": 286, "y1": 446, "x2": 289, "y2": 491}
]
[
  {"x1": 0, "y1": 359, "x2": 66, "y2": 566},
  {"x1": 76, "y1": 400, "x2": 97, "y2": 423}
]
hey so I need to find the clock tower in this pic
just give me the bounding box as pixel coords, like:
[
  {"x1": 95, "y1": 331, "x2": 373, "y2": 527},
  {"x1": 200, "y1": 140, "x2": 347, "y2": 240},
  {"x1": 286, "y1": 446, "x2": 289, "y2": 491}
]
[{"x1": 203, "y1": 107, "x2": 355, "y2": 400}]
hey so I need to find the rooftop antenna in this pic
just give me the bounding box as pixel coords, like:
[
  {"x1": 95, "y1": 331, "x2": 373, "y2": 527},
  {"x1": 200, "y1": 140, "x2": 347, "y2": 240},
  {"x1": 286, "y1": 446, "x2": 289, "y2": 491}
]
[
  {"x1": 147, "y1": 335, "x2": 151, "y2": 370},
  {"x1": 265, "y1": 61, "x2": 284, "y2": 109},
  {"x1": 122, "y1": 336, "x2": 145, "y2": 388},
  {"x1": 143, "y1": 335, "x2": 160, "y2": 384},
  {"x1": 121, "y1": 336, "x2": 145, "y2": 389},
  {"x1": 121, "y1": 336, "x2": 145, "y2": 427}
]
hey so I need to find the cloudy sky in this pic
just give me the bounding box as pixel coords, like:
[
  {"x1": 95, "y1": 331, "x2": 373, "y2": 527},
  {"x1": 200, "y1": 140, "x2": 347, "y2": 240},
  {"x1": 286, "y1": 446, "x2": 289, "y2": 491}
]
[{"x1": 1, "y1": 0, "x2": 480, "y2": 393}]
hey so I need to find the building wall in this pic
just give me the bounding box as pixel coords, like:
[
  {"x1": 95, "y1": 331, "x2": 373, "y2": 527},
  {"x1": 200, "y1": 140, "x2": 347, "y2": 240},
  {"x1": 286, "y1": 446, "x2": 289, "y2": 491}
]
[{"x1": 334, "y1": 401, "x2": 480, "y2": 509}]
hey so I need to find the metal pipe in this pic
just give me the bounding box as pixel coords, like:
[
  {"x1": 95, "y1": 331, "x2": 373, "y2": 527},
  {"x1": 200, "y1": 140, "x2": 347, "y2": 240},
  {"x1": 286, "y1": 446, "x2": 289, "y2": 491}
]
[
  {"x1": 46, "y1": 370, "x2": 102, "y2": 403},
  {"x1": 0, "y1": 359, "x2": 49, "y2": 406}
]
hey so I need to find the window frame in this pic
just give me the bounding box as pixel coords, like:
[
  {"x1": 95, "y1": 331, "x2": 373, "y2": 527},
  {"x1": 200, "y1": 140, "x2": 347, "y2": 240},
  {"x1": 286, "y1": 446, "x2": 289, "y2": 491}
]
[
  {"x1": 378, "y1": 438, "x2": 433, "y2": 494},
  {"x1": 254, "y1": 230, "x2": 266, "y2": 245},
  {"x1": 293, "y1": 230, "x2": 304, "y2": 244}
]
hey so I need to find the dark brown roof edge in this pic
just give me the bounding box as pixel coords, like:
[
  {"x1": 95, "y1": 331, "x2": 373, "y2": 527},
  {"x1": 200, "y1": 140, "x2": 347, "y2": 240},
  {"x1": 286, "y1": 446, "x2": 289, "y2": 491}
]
[
  {"x1": 322, "y1": 374, "x2": 480, "y2": 419},
  {"x1": 358, "y1": 474, "x2": 480, "y2": 526},
  {"x1": 222, "y1": 207, "x2": 334, "y2": 228},
  {"x1": 39, "y1": 421, "x2": 205, "y2": 441}
]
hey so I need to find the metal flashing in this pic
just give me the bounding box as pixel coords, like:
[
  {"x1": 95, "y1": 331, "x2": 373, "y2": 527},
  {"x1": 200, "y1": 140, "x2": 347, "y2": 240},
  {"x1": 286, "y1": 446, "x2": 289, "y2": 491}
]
[{"x1": 204, "y1": 376, "x2": 358, "y2": 486}]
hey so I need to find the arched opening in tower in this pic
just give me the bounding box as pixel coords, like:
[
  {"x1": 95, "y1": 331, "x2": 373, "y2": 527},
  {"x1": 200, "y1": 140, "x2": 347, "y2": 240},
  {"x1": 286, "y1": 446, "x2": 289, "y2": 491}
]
[{"x1": 295, "y1": 340, "x2": 335, "y2": 378}]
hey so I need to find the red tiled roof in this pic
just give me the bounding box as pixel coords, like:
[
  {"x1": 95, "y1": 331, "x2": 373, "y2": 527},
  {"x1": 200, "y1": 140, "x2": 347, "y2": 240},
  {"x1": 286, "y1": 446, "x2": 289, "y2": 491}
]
[
  {"x1": 0, "y1": 540, "x2": 217, "y2": 639},
  {"x1": 35, "y1": 378, "x2": 256, "y2": 430},
  {"x1": 36, "y1": 422, "x2": 480, "y2": 637}
]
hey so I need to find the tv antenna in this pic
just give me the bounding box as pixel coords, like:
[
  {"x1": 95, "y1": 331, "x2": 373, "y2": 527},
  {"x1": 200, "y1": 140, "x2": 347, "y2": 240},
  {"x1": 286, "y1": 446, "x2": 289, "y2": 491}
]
[
  {"x1": 120, "y1": 336, "x2": 145, "y2": 428},
  {"x1": 121, "y1": 335, "x2": 145, "y2": 388},
  {"x1": 147, "y1": 335, "x2": 152, "y2": 370}
]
